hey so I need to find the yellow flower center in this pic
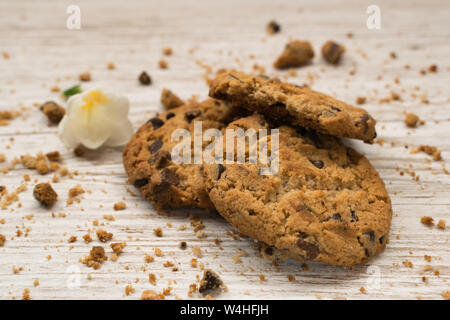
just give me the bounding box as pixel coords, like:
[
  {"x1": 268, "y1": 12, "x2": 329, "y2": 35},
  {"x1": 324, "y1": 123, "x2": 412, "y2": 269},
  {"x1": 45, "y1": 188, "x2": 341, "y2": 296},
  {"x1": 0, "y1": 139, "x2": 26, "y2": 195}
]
[{"x1": 82, "y1": 90, "x2": 108, "y2": 113}]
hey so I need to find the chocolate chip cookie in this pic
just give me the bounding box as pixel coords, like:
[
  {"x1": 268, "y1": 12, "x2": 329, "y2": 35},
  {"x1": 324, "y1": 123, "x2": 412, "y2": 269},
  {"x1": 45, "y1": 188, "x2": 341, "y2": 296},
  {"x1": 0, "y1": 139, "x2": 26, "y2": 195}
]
[
  {"x1": 202, "y1": 114, "x2": 392, "y2": 267},
  {"x1": 123, "y1": 99, "x2": 245, "y2": 210},
  {"x1": 209, "y1": 71, "x2": 377, "y2": 142}
]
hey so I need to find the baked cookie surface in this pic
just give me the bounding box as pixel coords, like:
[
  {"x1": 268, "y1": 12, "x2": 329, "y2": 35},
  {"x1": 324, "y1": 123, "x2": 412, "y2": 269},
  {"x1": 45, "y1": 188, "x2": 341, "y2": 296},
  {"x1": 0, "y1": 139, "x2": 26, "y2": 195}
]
[
  {"x1": 203, "y1": 114, "x2": 392, "y2": 267},
  {"x1": 209, "y1": 71, "x2": 377, "y2": 142},
  {"x1": 123, "y1": 99, "x2": 244, "y2": 210}
]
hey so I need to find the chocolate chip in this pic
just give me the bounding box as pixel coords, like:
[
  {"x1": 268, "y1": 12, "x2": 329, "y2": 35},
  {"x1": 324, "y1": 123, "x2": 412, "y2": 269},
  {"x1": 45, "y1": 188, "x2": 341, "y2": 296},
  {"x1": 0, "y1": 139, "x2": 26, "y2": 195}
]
[
  {"x1": 364, "y1": 230, "x2": 376, "y2": 242},
  {"x1": 166, "y1": 112, "x2": 175, "y2": 120},
  {"x1": 216, "y1": 164, "x2": 225, "y2": 180},
  {"x1": 364, "y1": 248, "x2": 370, "y2": 257},
  {"x1": 148, "y1": 150, "x2": 171, "y2": 168},
  {"x1": 148, "y1": 140, "x2": 163, "y2": 154},
  {"x1": 248, "y1": 209, "x2": 256, "y2": 216},
  {"x1": 330, "y1": 106, "x2": 341, "y2": 112},
  {"x1": 185, "y1": 110, "x2": 201, "y2": 123},
  {"x1": 296, "y1": 238, "x2": 320, "y2": 260},
  {"x1": 160, "y1": 168, "x2": 179, "y2": 186},
  {"x1": 264, "y1": 246, "x2": 274, "y2": 256},
  {"x1": 138, "y1": 71, "x2": 152, "y2": 85},
  {"x1": 309, "y1": 159, "x2": 324, "y2": 169},
  {"x1": 379, "y1": 235, "x2": 385, "y2": 244},
  {"x1": 134, "y1": 178, "x2": 148, "y2": 187},
  {"x1": 327, "y1": 213, "x2": 341, "y2": 221},
  {"x1": 228, "y1": 74, "x2": 242, "y2": 82},
  {"x1": 147, "y1": 117, "x2": 164, "y2": 129}
]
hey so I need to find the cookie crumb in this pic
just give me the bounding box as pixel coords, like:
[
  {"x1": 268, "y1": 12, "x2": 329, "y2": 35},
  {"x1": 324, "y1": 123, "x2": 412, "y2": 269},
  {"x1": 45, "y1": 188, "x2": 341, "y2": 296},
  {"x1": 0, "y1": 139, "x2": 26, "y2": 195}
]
[
  {"x1": 274, "y1": 40, "x2": 314, "y2": 69},
  {"x1": 40, "y1": 101, "x2": 66, "y2": 124},
  {"x1": 413, "y1": 145, "x2": 442, "y2": 161},
  {"x1": 33, "y1": 183, "x2": 58, "y2": 207},
  {"x1": 125, "y1": 285, "x2": 135, "y2": 295},
  {"x1": 266, "y1": 20, "x2": 281, "y2": 35},
  {"x1": 421, "y1": 216, "x2": 434, "y2": 226},
  {"x1": 199, "y1": 269, "x2": 224, "y2": 295},
  {"x1": 442, "y1": 290, "x2": 450, "y2": 300},
  {"x1": 437, "y1": 220, "x2": 446, "y2": 229},
  {"x1": 82, "y1": 246, "x2": 107, "y2": 269},
  {"x1": 68, "y1": 236, "x2": 77, "y2": 243},
  {"x1": 153, "y1": 227, "x2": 163, "y2": 237},
  {"x1": 141, "y1": 289, "x2": 164, "y2": 300},
  {"x1": 0, "y1": 234, "x2": 5, "y2": 246},
  {"x1": 96, "y1": 229, "x2": 113, "y2": 242},
  {"x1": 160, "y1": 88, "x2": 184, "y2": 110},
  {"x1": 113, "y1": 201, "x2": 126, "y2": 211},
  {"x1": 82, "y1": 234, "x2": 92, "y2": 243},
  {"x1": 179, "y1": 241, "x2": 187, "y2": 250},
  {"x1": 149, "y1": 273, "x2": 157, "y2": 285},
  {"x1": 154, "y1": 248, "x2": 163, "y2": 257},
  {"x1": 110, "y1": 242, "x2": 126, "y2": 255},
  {"x1": 22, "y1": 288, "x2": 31, "y2": 300},
  {"x1": 79, "y1": 72, "x2": 91, "y2": 81},
  {"x1": 402, "y1": 259, "x2": 413, "y2": 268},
  {"x1": 162, "y1": 47, "x2": 173, "y2": 56},
  {"x1": 138, "y1": 71, "x2": 152, "y2": 85},
  {"x1": 107, "y1": 62, "x2": 115, "y2": 70},
  {"x1": 356, "y1": 96, "x2": 366, "y2": 105},
  {"x1": 405, "y1": 113, "x2": 420, "y2": 128},
  {"x1": 191, "y1": 246, "x2": 202, "y2": 258},
  {"x1": 428, "y1": 64, "x2": 437, "y2": 73},
  {"x1": 159, "y1": 59, "x2": 168, "y2": 69},
  {"x1": 72, "y1": 145, "x2": 85, "y2": 157},
  {"x1": 45, "y1": 151, "x2": 61, "y2": 162},
  {"x1": 322, "y1": 41, "x2": 345, "y2": 64},
  {"x1": 67, "y1": 184, "x2": 84, "y2": 204},
  {"x1": 360, "y1": 287, "x2": 367, "y2": 294}
]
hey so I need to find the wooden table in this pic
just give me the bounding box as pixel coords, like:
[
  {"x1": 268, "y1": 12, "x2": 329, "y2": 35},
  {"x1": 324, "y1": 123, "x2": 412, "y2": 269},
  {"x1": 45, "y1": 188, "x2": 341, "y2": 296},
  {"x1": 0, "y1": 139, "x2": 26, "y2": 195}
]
[{"x1": 0, "y1": 0, "x2": 448, "y2": 300}]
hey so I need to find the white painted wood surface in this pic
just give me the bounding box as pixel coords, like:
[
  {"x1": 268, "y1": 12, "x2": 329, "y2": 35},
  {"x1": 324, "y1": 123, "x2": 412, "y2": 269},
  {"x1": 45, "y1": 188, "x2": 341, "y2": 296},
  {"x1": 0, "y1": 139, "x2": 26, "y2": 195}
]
[{"x1": 0, "y1": 0, "x2": 449, "y2": 300}]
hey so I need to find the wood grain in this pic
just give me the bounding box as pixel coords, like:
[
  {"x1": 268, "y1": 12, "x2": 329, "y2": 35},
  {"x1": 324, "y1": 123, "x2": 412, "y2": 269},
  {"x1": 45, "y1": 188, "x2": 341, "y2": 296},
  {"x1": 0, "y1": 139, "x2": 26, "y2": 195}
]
[{"x1": 0, "y1": 0, "x2": 448, "y2": 300}]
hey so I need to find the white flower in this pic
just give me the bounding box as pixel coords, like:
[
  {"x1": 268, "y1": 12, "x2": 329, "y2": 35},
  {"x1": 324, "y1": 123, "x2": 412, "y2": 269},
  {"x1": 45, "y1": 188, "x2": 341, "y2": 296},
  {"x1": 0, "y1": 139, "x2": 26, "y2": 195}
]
[{"x1": 58, "y1": 89, "x2": 134, "y2": 149}]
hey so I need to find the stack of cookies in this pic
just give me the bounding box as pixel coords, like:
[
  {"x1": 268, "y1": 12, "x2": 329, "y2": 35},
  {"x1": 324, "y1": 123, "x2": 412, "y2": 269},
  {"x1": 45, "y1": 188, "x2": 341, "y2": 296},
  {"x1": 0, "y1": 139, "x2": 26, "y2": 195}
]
[{"x1": 123, "y1": 71, "x2": 392, "y2": 267}]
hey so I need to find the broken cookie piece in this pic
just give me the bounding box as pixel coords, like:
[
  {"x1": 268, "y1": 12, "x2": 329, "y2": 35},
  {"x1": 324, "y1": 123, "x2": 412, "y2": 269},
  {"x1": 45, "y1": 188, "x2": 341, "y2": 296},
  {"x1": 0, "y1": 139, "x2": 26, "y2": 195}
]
[
  {"x1": 33, "y1": 183, "x2": 58, "y2": 207},
  {"x1": 209, "y1": 71, "x2": 377, "y2": 142},
  {"x1": 266, "y1": 20, "x2": 281, "y2": 35},
  {"x1": 274, "y1": 40, "x2": 314, "y2": 69},
  {"x1": 322, "y1": 41, "x2": 345, "y2": 64},
  {"x1": 160, "y1": 88, "x2": 184, "y2": 110},
  {"x1": 138, "y1": 71, "x2": 152, "y2": 85},
  {"x1": 198, "y1": 269, "x2": 224, "y2": 295},
  {"x1": 40, "y1": 101, "x2": 66, "y2": 124},
  {"x1": 405, "y1": 113, "x2": 420, "y2": 128},
  {"x1": 82, "y1": 246, "x2": 107, "y2": 269}
]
